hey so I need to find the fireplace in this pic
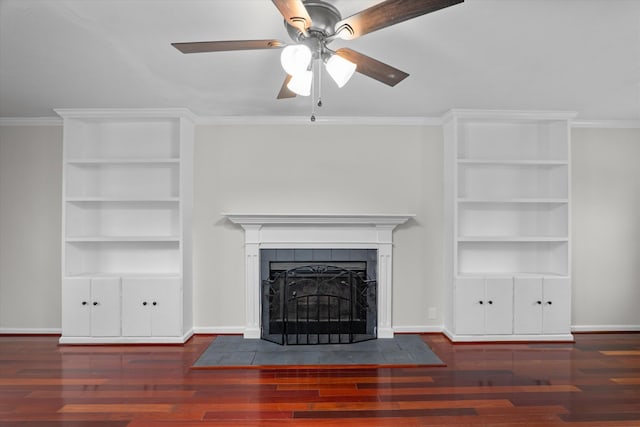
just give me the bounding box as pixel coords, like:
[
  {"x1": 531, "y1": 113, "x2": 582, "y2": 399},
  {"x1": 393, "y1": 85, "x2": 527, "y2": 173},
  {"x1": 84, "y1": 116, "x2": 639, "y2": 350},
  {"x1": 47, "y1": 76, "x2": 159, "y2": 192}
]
[
  {"x1": 261, "y1": 249, "x2": 377, "y2": 345},
  {"x1": 224, "y1": 214, "x2": 413, "y2": 339}
]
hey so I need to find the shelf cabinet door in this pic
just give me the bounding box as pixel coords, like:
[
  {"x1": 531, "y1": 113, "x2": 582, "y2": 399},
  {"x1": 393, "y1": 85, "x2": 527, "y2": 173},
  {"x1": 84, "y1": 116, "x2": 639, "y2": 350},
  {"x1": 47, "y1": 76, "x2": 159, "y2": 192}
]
[
  {"x1": 455, "y1": 278, "x2": 486, "y2": 335},
  {"x1": 485, "y1": 278, "x2": 514, "y2": 335},
  {"x1": 513, "y1": 277, "x2": 544, "y2": 334},
  {"x1": 122, "y1": 277, "x2": 181, "y2": 337},
  {"x1": 90, "y1": 278, "x2": 122, "y2": 336},
  {"x1": 150, "y1": 279, "x2": 181, "y2": 337},
  {"x1": 62, "y1": 278, "x2": 91, "y2": 337},
  {"x1": 542, "y1": 278, "x2": 571, "y2": 334},
  {"x1": 62, "y1": 277, "x2": 120, "y2": 337}
]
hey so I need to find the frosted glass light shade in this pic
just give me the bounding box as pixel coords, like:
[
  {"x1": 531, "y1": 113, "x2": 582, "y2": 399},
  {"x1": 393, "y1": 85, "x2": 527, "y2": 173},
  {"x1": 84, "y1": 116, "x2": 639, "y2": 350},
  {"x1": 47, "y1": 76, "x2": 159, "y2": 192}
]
[
  {"x1": 280, "y1": 44, "x2": 312, "y2": 76},
  {"x1": 287, "y1": 70, "x2": 313, "y2": 96},
  {"x1": 325, "y1": 54, "x2": 356, "y2": 88}
]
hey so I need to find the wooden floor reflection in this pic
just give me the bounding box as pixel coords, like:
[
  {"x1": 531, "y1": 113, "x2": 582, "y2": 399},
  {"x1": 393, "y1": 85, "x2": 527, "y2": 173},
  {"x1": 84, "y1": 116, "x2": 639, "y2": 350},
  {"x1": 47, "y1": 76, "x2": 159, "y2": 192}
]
[{"x1": 1, "y1": 333, "x2": 639, "y2": 426}]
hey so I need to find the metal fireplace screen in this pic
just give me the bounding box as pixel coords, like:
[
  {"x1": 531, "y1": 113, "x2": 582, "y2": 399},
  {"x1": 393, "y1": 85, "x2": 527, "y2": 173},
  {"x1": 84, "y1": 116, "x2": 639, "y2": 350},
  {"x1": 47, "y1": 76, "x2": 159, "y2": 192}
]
[{"x1": 260, "y1": 250, "x2": 377, "y2": 345}]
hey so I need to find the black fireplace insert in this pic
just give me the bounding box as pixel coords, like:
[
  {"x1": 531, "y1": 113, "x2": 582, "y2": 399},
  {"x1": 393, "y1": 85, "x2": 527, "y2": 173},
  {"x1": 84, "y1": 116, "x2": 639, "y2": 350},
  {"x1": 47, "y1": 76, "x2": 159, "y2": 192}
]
[{"x1": 260, "y1": 249, "x2": 377, "y2": 345}]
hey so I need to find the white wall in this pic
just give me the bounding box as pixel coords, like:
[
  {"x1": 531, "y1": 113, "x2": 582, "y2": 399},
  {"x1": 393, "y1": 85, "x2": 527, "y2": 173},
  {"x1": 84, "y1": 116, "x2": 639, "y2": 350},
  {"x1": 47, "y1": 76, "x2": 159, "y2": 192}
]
[
  {"x1": 0, "y1": 125, "x2": 62, "y2": 331},
  {"x1": 572, "y1": 128, "x2": 640, "y2": 330},
  {"x1": 0, "y1": 122, "x2": 639, "y2": 332},
  {"x1": 192, "y1": 124, "x2": 444, "y2": 331}
]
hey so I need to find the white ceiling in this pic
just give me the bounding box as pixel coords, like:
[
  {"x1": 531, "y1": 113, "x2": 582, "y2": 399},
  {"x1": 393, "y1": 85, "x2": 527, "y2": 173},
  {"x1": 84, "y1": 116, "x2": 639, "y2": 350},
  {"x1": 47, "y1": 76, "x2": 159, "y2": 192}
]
[{"x1": 1, "y1": 0, "x2": 639, "y2": 121}]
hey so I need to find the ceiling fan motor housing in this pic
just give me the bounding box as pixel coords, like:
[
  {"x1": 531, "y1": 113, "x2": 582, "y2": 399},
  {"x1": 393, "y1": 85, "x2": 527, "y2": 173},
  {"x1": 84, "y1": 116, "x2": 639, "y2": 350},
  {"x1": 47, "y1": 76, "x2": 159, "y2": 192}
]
[{"x1": 285, "y1": 1, "x2": 342, "y2": 45}]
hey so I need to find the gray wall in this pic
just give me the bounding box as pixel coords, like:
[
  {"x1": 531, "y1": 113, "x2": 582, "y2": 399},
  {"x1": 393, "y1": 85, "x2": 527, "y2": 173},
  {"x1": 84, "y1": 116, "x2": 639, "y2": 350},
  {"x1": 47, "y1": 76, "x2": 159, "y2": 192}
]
[
  {"x1": 1, "y1": 123, "x2": 638, "y2": 332},
  {"x1": 192, "y1": 124, "x2": 443, "y2": 331},
  {"x1": 572, "y1": 128, "x2": 640, "y2": 330},
  {"x1": 0, "y1": 125, "x2": 62, "y2": 331}
]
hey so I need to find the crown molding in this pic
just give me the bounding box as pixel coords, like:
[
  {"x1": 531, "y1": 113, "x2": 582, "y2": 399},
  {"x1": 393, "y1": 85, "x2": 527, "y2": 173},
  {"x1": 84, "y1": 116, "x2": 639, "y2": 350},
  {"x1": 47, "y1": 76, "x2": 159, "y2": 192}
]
[
  {"x1": 442, "y1": 109, "x2": 578, "y2": 122},
  {"x1": 54, "y1": 107, "x2": 198, "y2": 122},
  {"x1": 0, "y1": 117, "x2": 62, "y2": 126},
  {"x1": 194, "y1": 115, "x2": 442, "y2": 126},
  {"x1": 0, "y1": 114, "x2": 440, "y2": 127},
  {"x1": 572, "y1": 119, "x2": 640, "y2": 129},
  {"x1": 2, "y1": 113, "x2": 639, "y2": 129}
]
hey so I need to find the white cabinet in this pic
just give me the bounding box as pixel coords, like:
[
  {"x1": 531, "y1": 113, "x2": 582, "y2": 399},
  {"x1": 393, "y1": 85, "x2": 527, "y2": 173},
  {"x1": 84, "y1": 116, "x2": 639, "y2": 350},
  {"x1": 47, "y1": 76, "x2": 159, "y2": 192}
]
[
  {"x1": 455, "y1": 277, "x2": 513, "y2": 335},
  {"x1": 62, "y1": 278, "x2": 120, "y2": 337},
  {"x1": 58, "y1": 109, "x2": 194, "y2": 344},
  {"x1": 443, "y1": 110, "x2": 574, "y2": 342},
  {"x1": 514, "y1": 277, "x2": 571, "y2": 335},
  {"x1": 122, "y1": 278, "x2": 181, "y2": 337}
]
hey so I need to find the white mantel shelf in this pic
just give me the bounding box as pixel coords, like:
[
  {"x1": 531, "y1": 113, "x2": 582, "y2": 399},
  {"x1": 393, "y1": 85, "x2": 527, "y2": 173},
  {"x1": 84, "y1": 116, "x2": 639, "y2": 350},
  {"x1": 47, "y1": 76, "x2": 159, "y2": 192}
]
[
  {"x1": 224, "y1": 213, "x2": 415, "y2": 226},
  {"x1": 224, "y1": 213, "x2": 414, "y2": 339}
]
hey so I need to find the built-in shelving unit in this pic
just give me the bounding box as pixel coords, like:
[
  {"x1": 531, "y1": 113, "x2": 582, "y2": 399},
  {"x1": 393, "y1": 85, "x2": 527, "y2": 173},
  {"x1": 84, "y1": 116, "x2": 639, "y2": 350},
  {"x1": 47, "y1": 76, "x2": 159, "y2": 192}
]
[
  {"x1": 443, "y1": 109, "x2": 575, "y2": 342},
  {"x1": 57, "y1": 109, "x2": 194, "y2": 344}
]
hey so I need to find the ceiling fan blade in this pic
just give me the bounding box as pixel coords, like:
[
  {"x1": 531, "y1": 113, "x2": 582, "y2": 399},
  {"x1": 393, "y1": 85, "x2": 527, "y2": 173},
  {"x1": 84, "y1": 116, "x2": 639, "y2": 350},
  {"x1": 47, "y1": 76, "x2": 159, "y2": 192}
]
[
  {"x1": 335, "y1": 0, "x2": 463, "y2": 40},
  {"x1": 336, "y1": 48, "x2": 409, "y2": 87},
  {"x1": 277, "y1": 75, "x2": 297, "y2": 99},
  {"x1": 271, "y1": 0, "x2": 313, "y2": 34},
  {"x1": 172, "y1": 40, "x2": 285, "y2": 53}
]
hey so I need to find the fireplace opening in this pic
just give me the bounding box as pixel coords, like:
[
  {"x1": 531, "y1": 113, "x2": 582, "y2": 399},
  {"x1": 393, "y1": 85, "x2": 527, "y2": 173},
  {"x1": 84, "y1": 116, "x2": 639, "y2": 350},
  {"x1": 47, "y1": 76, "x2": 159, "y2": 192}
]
[{"x1": 260, "y1": 249, "x2": 377, "y2": 345}]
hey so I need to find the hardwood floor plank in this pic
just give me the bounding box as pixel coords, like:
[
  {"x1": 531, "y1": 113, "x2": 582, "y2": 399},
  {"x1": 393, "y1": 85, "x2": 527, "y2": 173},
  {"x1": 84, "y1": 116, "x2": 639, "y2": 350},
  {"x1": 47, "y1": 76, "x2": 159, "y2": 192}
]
[
  {"x1": 202, "y1": 410, "x2": 293, "y2": 420},
  {"x1": 59, "y1": 403, "x2": 175, "y2": 413},
  {"x1": 293, "y1": 407, "x2": 478, "y2": 418},
  {"x1": 474, "y1": 404, "x2": 569, "y2": 415},
  {"x1": 611, "y1": 377, "x2": 640, "y2": 384},
  {"x1": 28, "y1": 390, "x2": 197, "y2": 399},
  {"x1": 319, "y1": 384, "x2": 580, "y2": 397},
  {"x1": 0, "y1": 378, "x2": 109, "y2": 385},
  {"x1": 306, "y1": 399, "x2": 513, "y2": 411},
  {"x1": 600, "y1": 350, "x2": 640, "y2": 356},
  {"x1": 1, "y1": 422, "x2": 130, "y2": 427}
]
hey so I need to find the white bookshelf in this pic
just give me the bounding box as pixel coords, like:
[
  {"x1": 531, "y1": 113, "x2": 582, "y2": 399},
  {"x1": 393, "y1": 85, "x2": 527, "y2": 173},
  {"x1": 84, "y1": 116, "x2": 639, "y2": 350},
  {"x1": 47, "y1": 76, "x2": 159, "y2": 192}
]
[
  {"x1": 57, "y1": 109, "x2": 194, "y2": 344},
  {"x1": 443, "y1": 110, "x2": 575, "y2": 342}
]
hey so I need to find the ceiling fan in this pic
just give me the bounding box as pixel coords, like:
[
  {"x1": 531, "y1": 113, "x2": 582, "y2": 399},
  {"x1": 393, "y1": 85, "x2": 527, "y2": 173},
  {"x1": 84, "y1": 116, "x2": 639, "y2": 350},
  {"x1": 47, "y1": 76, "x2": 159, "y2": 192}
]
[{"x1": 172, "y1": 0, "x2": 463, "y2": 105}]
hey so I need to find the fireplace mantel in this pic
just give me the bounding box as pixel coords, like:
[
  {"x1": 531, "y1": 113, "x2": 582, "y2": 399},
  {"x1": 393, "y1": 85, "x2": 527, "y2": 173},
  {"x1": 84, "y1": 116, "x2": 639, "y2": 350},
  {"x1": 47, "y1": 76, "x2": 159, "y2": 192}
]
[
  {"x1": 224, "y1": 213, "x2": 414, "y2": 339},
  {"x1": 225, "y1": 213, "x2": 414, "y2": 226}
]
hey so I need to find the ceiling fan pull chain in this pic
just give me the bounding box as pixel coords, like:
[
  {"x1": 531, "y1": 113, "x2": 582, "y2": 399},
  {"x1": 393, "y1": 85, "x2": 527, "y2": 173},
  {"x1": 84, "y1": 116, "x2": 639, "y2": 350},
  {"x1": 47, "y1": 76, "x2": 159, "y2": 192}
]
[
  {"x1": 317, "y1": 59, "x2": 323, "y2": 108},
  {"x1": 310, "y1": 59, "x2": 317, "y2": 122}
]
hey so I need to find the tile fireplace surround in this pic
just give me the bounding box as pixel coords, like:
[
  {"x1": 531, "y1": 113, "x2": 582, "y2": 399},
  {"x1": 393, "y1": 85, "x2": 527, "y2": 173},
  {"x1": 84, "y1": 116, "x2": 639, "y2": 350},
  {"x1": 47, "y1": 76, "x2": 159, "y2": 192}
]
[{"x1": 224, "y1": 214, "x2": 414, "y2": 339}]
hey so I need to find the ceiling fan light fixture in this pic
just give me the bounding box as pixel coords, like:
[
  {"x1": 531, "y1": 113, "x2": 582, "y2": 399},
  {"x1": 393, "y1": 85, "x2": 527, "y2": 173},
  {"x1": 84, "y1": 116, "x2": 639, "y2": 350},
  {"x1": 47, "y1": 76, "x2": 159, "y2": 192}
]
[
  {"x1": 325, "y1": 54, "x2": 356, "y2": 88},
  {"x1": 287, "y1": 70, "x2": 313, "y2": 96},
  {"x1": 280, "y1": 44, "x2": 312, "y2": 76}
]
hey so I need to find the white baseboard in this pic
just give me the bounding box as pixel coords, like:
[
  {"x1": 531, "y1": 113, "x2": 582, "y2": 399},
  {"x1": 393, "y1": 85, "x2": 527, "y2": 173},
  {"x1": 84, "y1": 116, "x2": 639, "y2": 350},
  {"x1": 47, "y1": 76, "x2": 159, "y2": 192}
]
[
  {"x1": 183, "y1": 329, "x2": 195, "y2": 342},
  {"x1": 445, "y1": 332, "x2": 575, "y2": 342},
  {"x1": 59, "y1": 336, "x2": 190, "y2": 344},
  {"x1": 192, "y1": 326, "x2": 245, "y2": 335},
  {"x1": 0, "y1": 328, "x2": 61, "y2": 335},
  {"x1": 393, "y1": 325, "x2": 444, "y2": 334},
  {"x1": 572, "y1": 325, "x2": 640, "y2": 333},
  {"x1": 192, "y1": 326, "x2": 446, "y2": 336}
]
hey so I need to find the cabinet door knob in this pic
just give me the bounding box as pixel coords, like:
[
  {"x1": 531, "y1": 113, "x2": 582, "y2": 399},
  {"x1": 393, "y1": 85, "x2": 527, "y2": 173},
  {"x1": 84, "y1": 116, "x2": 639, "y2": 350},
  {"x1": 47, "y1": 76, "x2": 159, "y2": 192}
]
[
  {"x1": 142, "y1": 301, "x2": 147, "y2": 306},
  {"x1": 547, "y1": 301, "x2": 553, "y2": 305},
  {"x1": 92, "y1": 301, "x2": 98, "y2": 306},
  {"x1": 488, "y1": 300, "x2": 493, "y2": 305},
  {"x1": 536, "y1": 301, "x2": 542, "y2": 305},
  {"x1": 478, "y1": 300, "x2": 484, "y2": 305},
  {"x1": 81, "y1": 301, "x2": 88, "y2": 306},
  {"x1": 152, "y1": 301, "x2": 157, "y2": 306}
]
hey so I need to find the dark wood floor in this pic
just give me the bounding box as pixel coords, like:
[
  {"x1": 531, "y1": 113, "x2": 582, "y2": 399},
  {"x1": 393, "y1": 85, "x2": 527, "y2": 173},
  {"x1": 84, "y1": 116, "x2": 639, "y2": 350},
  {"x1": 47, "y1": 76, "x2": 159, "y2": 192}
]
[{"x1": 1, "y1": 333, "x2": 639, "y2": 426}]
